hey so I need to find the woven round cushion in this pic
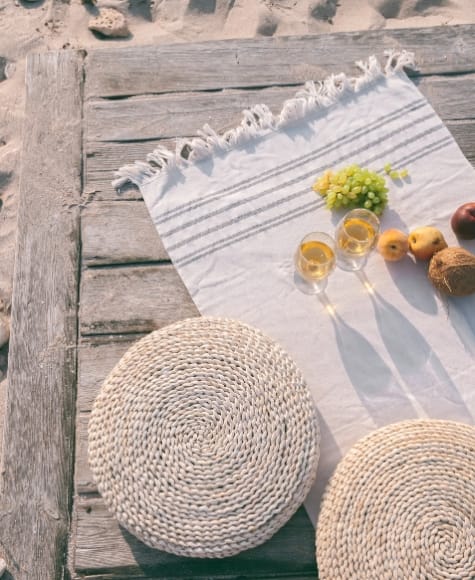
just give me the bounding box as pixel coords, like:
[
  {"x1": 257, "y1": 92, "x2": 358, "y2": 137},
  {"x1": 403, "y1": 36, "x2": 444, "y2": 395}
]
[
  {"x1": 316, "y1": 419, "x2": 475, "y2": 579},
  {"x1": 89, "y1": 317, "x2": 320, "y2": 558}
]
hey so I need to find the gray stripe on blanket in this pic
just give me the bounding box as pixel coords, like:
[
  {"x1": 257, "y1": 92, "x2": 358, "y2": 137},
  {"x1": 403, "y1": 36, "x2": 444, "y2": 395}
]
[
  {"x1": 172, "y1": 129, "x2": 450, "y2": 268},
  {"x1": 175, "y1": 200, "x2": 320, "y2": 268},
  {"x1": 164, "y1": 117, "x2": 444, "y2": 250},
  {"x1": 156, "y1": 97, "x2": 427, "y2": 226},
  {"x1": 161, "y1": 109, "x2": 436, "y2": 240},
  {"x1": 167, "y1": 186, "x2": 323, "y2": 252}
]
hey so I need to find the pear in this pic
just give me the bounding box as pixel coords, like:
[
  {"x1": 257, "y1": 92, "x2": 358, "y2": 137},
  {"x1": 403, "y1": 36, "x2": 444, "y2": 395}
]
[
  {"x1": 377, "y1": 229, "x2": 409, "y2": 262},
  {"x1": 408, "y1": 226, "x2": 447, "y2": 261}
]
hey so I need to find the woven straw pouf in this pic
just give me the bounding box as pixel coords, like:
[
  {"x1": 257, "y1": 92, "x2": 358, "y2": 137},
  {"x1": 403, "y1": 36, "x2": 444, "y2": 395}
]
[
  {"x1": 316, "y1": 419, "x2": 475, "y2": 580},
  {"x1": 88, "y1": 317, "x2": 320, "y2": 558}
]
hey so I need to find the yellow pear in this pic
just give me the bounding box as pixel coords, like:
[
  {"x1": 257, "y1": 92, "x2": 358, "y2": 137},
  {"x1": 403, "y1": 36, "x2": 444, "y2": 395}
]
[
  {"x1": 377, "y1": 229, "x2": 409, "y2": 262},
  {"x1": 408, "y1": 226, "x2": 447, "y2": 261}
]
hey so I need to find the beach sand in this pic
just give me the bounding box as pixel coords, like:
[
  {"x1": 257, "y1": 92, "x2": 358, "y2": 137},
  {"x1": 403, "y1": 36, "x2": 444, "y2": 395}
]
[{"x1": 0, "y1": 0, "x2": 474, "y2": 388}]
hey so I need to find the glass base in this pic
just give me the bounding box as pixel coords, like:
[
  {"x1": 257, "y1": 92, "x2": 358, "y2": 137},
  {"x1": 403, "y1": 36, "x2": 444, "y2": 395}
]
[
  {"x1": 293, "y1": 271, "x2": 328, "y2": 294},
  {"x1": 336, "y1": 252, "x2": 368, "y2": 272}
]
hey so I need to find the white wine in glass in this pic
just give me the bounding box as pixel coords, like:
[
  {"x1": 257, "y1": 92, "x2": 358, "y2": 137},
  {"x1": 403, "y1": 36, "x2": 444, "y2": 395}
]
[
  {"x1": 335, "y1": 208, "x2": 380, "y2": 271},
  {"x1": 294, "y1": 232, "x2": 336, "y2": 294}
]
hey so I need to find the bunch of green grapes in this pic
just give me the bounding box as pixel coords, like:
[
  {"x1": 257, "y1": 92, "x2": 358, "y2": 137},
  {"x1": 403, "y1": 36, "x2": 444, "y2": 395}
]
[{"x1": 313, "y1": 164, "x2": 389, "y2": 216}]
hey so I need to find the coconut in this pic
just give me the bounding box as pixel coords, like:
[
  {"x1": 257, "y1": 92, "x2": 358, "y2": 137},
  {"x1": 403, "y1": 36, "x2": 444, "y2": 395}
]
[{"x1": 428, "y1": 247, "x2": 475, "y2": 297}]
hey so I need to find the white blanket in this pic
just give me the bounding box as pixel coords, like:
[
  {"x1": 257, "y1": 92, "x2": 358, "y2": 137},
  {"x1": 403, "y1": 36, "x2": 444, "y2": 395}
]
[{"x1": 115, "y1": 53, "x2": 475, "y2": 524}]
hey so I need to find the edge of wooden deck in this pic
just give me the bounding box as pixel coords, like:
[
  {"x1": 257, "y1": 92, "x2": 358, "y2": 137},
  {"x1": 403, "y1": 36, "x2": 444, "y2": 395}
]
[{"x1": 0, "y1": 50, "x2": 84, "y2": 580}]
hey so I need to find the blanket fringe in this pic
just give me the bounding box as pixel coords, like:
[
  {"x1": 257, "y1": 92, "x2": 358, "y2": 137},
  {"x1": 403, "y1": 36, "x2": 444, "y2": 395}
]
[{"x1": 112, "y1": 51, "x2": 415, "y2": 190}]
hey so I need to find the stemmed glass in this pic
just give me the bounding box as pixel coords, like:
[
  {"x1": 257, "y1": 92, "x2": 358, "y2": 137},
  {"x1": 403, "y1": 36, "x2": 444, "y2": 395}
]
[
  {"x1": 334, "y1": 208, "x2": 380, "y2": 271},
  {"x1": 294, "y1": 232, "x2": 336, "y2": 294}
]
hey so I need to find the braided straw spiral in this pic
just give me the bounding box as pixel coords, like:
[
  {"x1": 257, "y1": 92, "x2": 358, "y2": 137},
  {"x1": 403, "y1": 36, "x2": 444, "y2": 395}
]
[
  {"x1": 89, "y1": 317, "x2": 320, "y2": 558},
  {"x1": 316, "y1": 420, "x2": 475, "y2": 579}
]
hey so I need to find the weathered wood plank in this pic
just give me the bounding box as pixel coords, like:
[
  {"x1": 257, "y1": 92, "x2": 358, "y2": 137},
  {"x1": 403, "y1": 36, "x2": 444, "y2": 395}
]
[
  {"x1": 445, "y1": 119, "x2": 475, "y2": 166},
  {"x1": 82, "y1": 201, "x2": 168, "y2": 265},
  {"x1": 80, "y1": 264, "x2": 199, "y2": 335},
  {"x1": 75, "y1": 337, "x2": 143, "y2": 494},
  {"x1": 86, "y1": 86, "x2": 299, "y2": 142},
  {"x1": 76, "y1": 412, "x2": 96, "y2": 494},
  {"x1": 77, "y1": 336, "x2": 142, "y2": 413},
  {"x1": 86, "y1": 74, "x2": 475, "y2": 143},
  {"x1": 0, "y1": 51, "x2": 83, "y2": 580},
  {"x1": 412, "y1": 74, "x2": 475, "y2": 121},
  {"x1": 84, "y1": 139, "x2": 161, "y2": 201},
  {"x1": 86, "y1": 140, "x2": 164, "y2": 176},
  {"x1": 85, "y1": 25, "x2": 475, "y2": 98},
  {"x1": 72, "y1": 497, "x2": 317, "y2": 578}
]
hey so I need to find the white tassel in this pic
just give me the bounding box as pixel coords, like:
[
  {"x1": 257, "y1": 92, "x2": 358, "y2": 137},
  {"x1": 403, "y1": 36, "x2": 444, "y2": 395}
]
[
  {"x1": 113, "y1": 52, "x2": 417, "y2": 189},
  {"x1": 196, "y1": 124, "x2": 228, "y2": 148},
  {"x1": 354, "y1": 55, "x2": 382, "y2": 90},
  {"x1": 295, "y1": 81, "x2": 319, "y2": 110},
  {"x1": 253, "y1": 104, "x2": 275, "y2": 129},
  {"x1": 112, "y1": 161, "x2": 158, "y2": 189},
  {"x1": 187, "y1": 136, "x2": 212, "y2": 162},
  {"x1": 384, "y1": 49, "x2": 415, "y2": 75},
  {"x1": 147, "y1": 146, "x2": 176, "y2": 168}
]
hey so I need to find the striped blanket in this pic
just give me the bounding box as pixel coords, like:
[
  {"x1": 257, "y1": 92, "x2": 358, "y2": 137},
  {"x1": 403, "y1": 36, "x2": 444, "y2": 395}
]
[{"x1": 116, "y1": 53, "x2": 475, "y2": 524}]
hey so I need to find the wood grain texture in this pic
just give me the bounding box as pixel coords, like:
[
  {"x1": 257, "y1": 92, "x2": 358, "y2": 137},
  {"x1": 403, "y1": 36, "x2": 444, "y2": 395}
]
[
  {"x1": 84, "y1": 140, "x2": 162, "y2": 201},
  {"x1": 86, "y1": 86, "x2": 299, "y2": 142},
  {"x1": 76, "y1": 412, "x2": 95, "y2": 494},
  {"x1": 86, "y1": 140, "x2": 164, "y2": 176},
  {"x1": 84, "y1": 25, "x2": 475, "y2": 98},
  {"x1": 82, "y1": 201, "x2": 168, "y2": 265},
  {"x1": 76, "y1": 338, "x2": 142, "y2": 493},
  {"x1": 78, "y1": 336, "x2": 142, "y2": 413},
  {"x1": 87, "y1": 74, "x2": 475, "y2": 143},
  {"x1": 0, "y1": 51, "x2": 83, "y2": 580},
  {"x1": 72, "y1": 497, "x2": 317, "y2": 578},
  {"x1": 80, "y1": 264, "x2": 199, "y2": 335},
  {"x1": 445, "y1": 119, "x2": 475, "y2": 166}
]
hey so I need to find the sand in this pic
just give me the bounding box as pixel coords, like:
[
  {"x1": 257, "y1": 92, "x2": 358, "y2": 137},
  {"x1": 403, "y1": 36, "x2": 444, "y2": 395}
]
[{"x1": 0, "y1": 0, "x2": 474, "y2": 384}]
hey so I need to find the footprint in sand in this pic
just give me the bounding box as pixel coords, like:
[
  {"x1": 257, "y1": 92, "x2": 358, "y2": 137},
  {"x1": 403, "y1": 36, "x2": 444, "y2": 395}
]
[
  {"x1": 0, "y1": 172, "x2": 12, "y2": 214},
  {"x1": 0, "y1": 58, "x2": 6, "y2": 83},
  {"x1": 371, "y1": 0, "x2": 449, "y2": 19},
  {"x1": 309, "y1": 0, "x2": 339, "y2": 23},
  {"x1": 187, "y1": 0, "x2": 217, "y2": 14},
  {"x1": 257, "y1": 11, "x2": 279, "y2": 36},
  {"x1": 370, "y1": 0, "x2": 403, "y2": 18}
]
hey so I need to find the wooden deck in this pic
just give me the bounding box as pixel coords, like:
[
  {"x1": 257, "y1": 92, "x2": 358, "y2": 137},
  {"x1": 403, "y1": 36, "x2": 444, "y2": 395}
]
[{"x1": 1, "y1": 25, "x2": 474, "y2": 579}]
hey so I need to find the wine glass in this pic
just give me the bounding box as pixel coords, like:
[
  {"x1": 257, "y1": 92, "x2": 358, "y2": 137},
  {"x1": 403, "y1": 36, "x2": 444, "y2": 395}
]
[
  {"x1": 335, "y1": 208, "x2": 380, "y2": 271},
  {"x1": 294, "y1": 232, "x2": 336, "y2": 294}
]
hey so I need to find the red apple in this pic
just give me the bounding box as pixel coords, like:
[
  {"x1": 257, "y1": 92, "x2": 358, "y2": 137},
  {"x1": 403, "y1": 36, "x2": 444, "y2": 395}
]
[{"x1": 451, "y1": 202, "x2": 475, "y2": 240}]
